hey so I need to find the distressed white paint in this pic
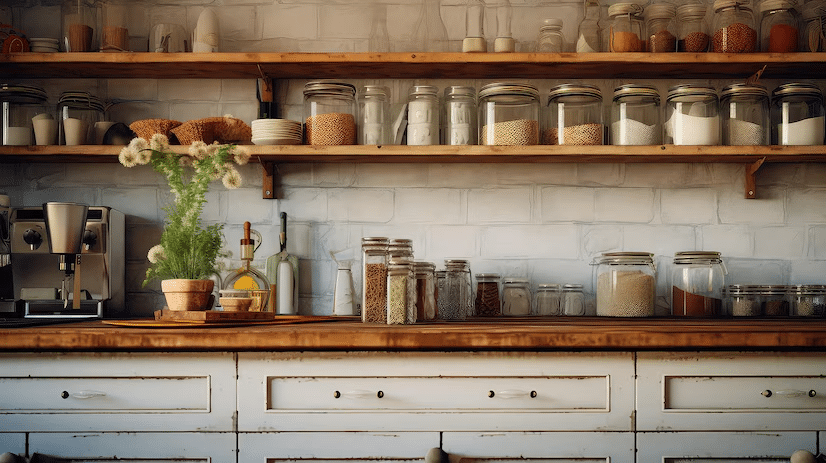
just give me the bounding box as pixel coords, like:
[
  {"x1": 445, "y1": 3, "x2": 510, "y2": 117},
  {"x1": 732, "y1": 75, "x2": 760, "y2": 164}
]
[
  {"x1": 636, "y1": 431, "x2": 816, "y2": 462},
  {"x1": 27, "y1": 432, "x2": 236, "y2": 462},
  {"x1": 442, "y1": 432, "x2": 634, "y2": 463}
]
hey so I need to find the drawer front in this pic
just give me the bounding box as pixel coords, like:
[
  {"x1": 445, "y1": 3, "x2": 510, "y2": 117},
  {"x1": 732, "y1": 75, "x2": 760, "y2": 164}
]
[
  {"x1": 238, "y1": 432, "x2": 439, "y2": 463},
  {"x1": 0, "y1": 433, "x2": 26, "y2": 455},
  {"x1": 442, "y1": 432, "x2": 635, "y2": 463},
  {"x1": 636, "y1": 431, "x2": 817, "y2": 462},
  {"x1": 238, "y1": 351, "x2": 634, "y2": 432},
  {"x1": 637, "y1": 352, "x2": 826, "y2": 431}
]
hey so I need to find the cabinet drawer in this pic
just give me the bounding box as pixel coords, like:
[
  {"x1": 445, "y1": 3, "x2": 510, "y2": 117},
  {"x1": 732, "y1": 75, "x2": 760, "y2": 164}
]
[
  {"x1": 442, "y1": 432, "x2": 634, "y2": 463},
  {"x1": 0, "y1": 433, "x2": 26, "y2": 455},
  {"x1": 636, "y1": 431, "x2": 816, "y2": 462},
  {"x1": 238, "y1": 432, "x2": 439, "y2": 463}
]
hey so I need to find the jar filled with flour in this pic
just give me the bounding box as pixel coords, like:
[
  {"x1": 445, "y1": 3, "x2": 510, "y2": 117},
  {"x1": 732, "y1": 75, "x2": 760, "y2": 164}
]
[
  {"x1": 611, "y1": 84, "x2": 661, "y2": 146},
  {"x1": 771, "y1": 82, "x2": 825, "y2": 145},
  {"x1": 501, "y1": 278, "x2": 531, "y2": 316},
  {"x1": 720, "y1": 84, "x2": 770, "y2": 146},
  {"x1": 546, "y1": 84, "x2": 604, "y2": 145},
  {"x1": 596, "y1": 252, "x2": 656, "y2": 317},
  {"x1": 665, "y1": 84, "x2": 720, "y2": 145}
]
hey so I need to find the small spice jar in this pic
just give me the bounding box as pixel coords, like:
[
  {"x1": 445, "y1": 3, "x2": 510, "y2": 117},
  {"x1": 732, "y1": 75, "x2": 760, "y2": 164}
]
[
  {"x1": 665, "y1": 84, "x2": 720, "y2": 145},
  {"x1": 759, "y1": 0, "x2": 798, "y2": 52},
  {"x1": 537, "y1": 18, "x2": 565, "y2": 52},
  {"x1": 361, "y1": 237, "x2": 389, "y2": 324},
  {"x1": 801, "y1": 0, "x2": 826, "y2": 52},
  {"x1": 789, "y1": 285, "x2": 826, "y2": 317},
  {"x1": 759, "y1": 285, "x2": 790, "y2": 316},
  {"x1": 645, "y1": 3, "x2": 677, "y2": 52},
  {"x1": 596, "y1": 252, "x2": 656, "y2": 317},
  {"x1": 534, "y1": 284, "x2": 561, "y2": 316},
  {"x1": 303, "y1": 81, "x2": 357, "y2": 146},
  {"x1": 1, "y1": 84, "x2": 51, "y2": 146},
  {"x1": 545, "y1": 84, "x2": 604, "y2": 145},
  {"x1": 474, "y1": 273, "x2": 501, "y2": 316},
  {"x1": 671, "y1": 251, "x2": 726, "y2": 317},
  {"x1": 608, "y1": 3, "x2": 645, "y2": 52},
  {"x1": 712, "y1": 0, "x2": 757, "y2": 53},
  {"x1": 502, "y1": 278, "x2": 531, "y2": 316},
  {"x1": 442, "y1": 259, "x2": 471, "y2": 320},
  {"x1": 771, "y1": 82, "x2": 825, "y2": 146},
  {"x1": 677, "y1": 3, "x2": 710, "y2": 52},
  {"x1": 478, "y1": 82, "x2": 540, "y2": 146},
  {"x1": 720, "y1": 83, "x2": 770, "y2": 146},
  {"x1": 414, "y1": 261, "x2": 436, "y2": 322},
  {"x1": 407, "y1": 85, "x2": 440, "y2": 146},
  {"x1": 387, "y1": 261, "x2": 414, "y2": 325},
  {"x1": 561, "y1": 284, "x2": 586, "y2": 316},
  {"x1": 726, "y1": 284, "x2": 763, "y2": 317},
  {"x1": 58, "y1": 91, "x2": 105, "y2": 146},
  {"x1": 443, "y1": 86, "x2": 477, "y2": 146},
  {"x1": 358, "y1": 85, "x2": 392, "y2": 145},
  {"x1": 611, "y1": 84, "x2": 661, "y2": 146}
]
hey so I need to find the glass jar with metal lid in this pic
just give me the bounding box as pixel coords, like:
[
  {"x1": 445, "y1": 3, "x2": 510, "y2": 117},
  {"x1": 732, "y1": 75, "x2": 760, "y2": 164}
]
[
  {"x1": 361, "y1": 237, "x2": 389, "y2": 324},
  {"x1": 502, "y1": 278, "x2": 531, "y2": 316},
  {"x1": 358, "y1": 85, "x2": 391, "y2": 145},
  {"x1": 58, "y1": 91, "x2": 105, "y2": 146},
  {"x1": 677, "y1": 3, "x2": 710, "y2": 52},
  {"x1": 771, "y1": 83, "x2": 825, "y2": 145},
  {"x1": 665, "y1": 84, "x2": 720, "y2": 145},
  {"x1": 442, "y1": 259, "x2": 471, "y2": 320},
  {"x1": 435, "y1": 269, "x2": 447, "y2": 317},
  {"x1": 726, "y1": 284, "x2": 763, "y2": 316},
  {"x1": 534, "y1": 283, "x2": 561, "y2": 316},
  {"x1": 407, "y1": 85, "x2": 440, "y2": 146},
  {"x1": 474, "y1": 273, "x2": 501, "y2": 316},
  {"x1": 712, "y1": 0, "x2": 757, "y2": 52},
  {"x1": 388, "y1": 238, "x2": 414, "y2": 261},
  {"x1": 62, "y1": 0, "x2": 97, "y2": 52},
  {"x1": 645, "y1": 3, "x2": 677, "y2": 52},
  {"x1": 386, "y1": 260, "x2": 414, "y2": 325},
  {"x1": 537, "y1": 18, "x2": 565, "y2": 52},
  {"x1": 721, "y1": 84, "x2": 770, "y2": 146},
  {"x1": 759, "y1": 285, "x2": 790, "y2": 316},
  {"x1": 545, "y1": 84, "x2": 604, "y2": 145},
  {"x1": 789, "y1": 285, "x2": 826, "y2": 316},
  {"x1": 303, "y1": 81, "x2": 356, "y2": 146},
  {"x1": 1, "y1": 84, "x2": 51, "y2": 146},
  {"x1": 608, "y1": 3, "x2": 645, "y2": 52},
  {"x1": 611, "y1": 84, "x2": 661, "y2": 146},
  {"x1": 596, "y1": 252, "x2": 656, "y2": 317},
  {"x1": 562, "y1": 284, "x2": 586, "y2": 316},
  {"x1": 671, "y1": 251, "x2": 726, "y2": 317},
  {"x1": 801, "y1": 0, "x2": 826, "y2": 52},
  {"x1": 759, "y1": 0, "x2": 798, "y2": 52},
  {"x1": 442, "y1": 86, "x2": 476, "y2": 146},
  {"x1": 478, "y1": 82, "x2": 540, "y2": 146},
  {"x1": 414, "y1": 261, "x2": 436, "y2": 321}
]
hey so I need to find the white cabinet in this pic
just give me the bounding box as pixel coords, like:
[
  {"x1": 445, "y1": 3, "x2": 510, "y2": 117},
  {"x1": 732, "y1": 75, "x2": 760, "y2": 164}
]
[
  {"x1": 238, "y1": 432, "x2": 439, "y2": 463},
  {"x1": 0, "y1": 434, "x2": 25, "y2": 455},
  {"x1": 636, "y1": 432, "x2": 817, "y2": 463},
  {"x1": 442, "y1": 432, "x2": 635, "y2": 463},
  {"x1": 28, "y1": 432, "x2": 237, "y2": 462}
]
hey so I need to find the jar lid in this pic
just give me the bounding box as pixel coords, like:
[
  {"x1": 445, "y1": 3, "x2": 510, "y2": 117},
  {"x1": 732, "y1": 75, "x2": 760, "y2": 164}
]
[
  {"x1": 360, "y1": 85, "x2": 390, "y2": 99},
  {"x1": 673, "y1": 251, "x2": 723, "y2": 264},
  {"x1": 757, "y1": 284, "x2": 790, "y2": 295},
  {"x1": 537, "y1": 283, "x2": 561, "y2": 290},
  {"x1": 445, "y1": 259, "x2": 469, "y2": 269},
  {"x1": 303, "y1": 80, "x2": 356, "y2": 97},
  {"x1": 759, "y1": 0, "x2": 796, "y2": 14},
  {"x1": 772, "y1": 82, "x2": 823, "y2": 100},
  {"x1": 727, "y1": 284, "x2": 763, "y2": 295},
  {"x1": 548, "y1": 83, "x2": 602, "y2": 102},
  {"x1": 613, "y1": 83, "x2": 660, "y2": 101},
  {"x1": 644, "y1": 3, "x2": 676, "y2": 21},
  {"x1": 789, "y1": 284, "x2": 826, "y2": 294},
  {"x1": 676, "y1": 3, "x2": 707, "y2": 20},
  {"x1": 721, "y1": 83, "x2": 769, "y2": 99},
  {"x1": 414, "y1": 261, "x2": 436, "y2": 273},
  {"x1": 436, "y1": 270, "x2": 447, "y2": 276},
  {"x1": 713, "y1": 0, "x2": 751, "y2": 13},
  {"x1": 58, "y1": 92, "x2": 105, "y2": 111},
  {"x1": 667, "y1": 84, "x2": 717, "y2": 101},
  {"x1": 608, "y1": 2, "x2": 644, "y2": 18},
  {"x1": 598, "y1": 251, "x2": 654, "y2": 265},
  {"x1": 388, "y1": 262, "x2": 411, "y2": 275},
  {"x1": 362, "y1": 236, "x2": 388, "y2": 243},
  {"x1": 389, "y1": 238, "x2": 412, "y2": 246},
  {"x1": 478, "y1": 82, "x2": 539, "y2": 100},
  {"x1": 409, "y1": 85, "x2": 439, "y2": 96},
  {"x1": 0, "y1": 83, "x2": 48, "y2": 103},
  {"x1": 503, "y1": 277, "x2": 530, "y2": 285},
  {"x1": 562, "y1": 284, "x2": 584, "y2": 291},
  {"x1": 444, "y1": 85, "x2": 476, "y2": 98},
  {"x1": 476, "y1": 273, "x2": 501, "y2": 280},
  {"x1": 540, "y1": 18, "x2": 563, "y2": 30}
]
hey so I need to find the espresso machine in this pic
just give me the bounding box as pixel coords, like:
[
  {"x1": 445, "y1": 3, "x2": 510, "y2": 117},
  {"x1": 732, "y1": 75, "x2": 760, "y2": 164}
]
[
  {"x1": 9, "y1": 203, "x2": 125, "y2": 318},
  {"x1": 0, "y1": 194, "x2": 15, "y2": 314}
]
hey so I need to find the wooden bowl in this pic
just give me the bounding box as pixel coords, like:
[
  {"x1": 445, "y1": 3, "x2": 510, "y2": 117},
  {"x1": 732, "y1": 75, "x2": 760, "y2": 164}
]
[{"x1": 219, "y1": 297, "x2": 253, "y2": 312}]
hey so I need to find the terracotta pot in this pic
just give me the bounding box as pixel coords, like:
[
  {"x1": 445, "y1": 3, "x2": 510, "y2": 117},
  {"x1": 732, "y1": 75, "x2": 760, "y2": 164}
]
[{"x1": 161, "y1": 279, "x2": 215, "y2": 311}]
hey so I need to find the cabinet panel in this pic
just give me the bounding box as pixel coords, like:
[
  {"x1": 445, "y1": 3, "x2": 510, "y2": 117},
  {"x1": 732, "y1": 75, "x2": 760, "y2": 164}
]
[
  {"x1": 0, "y1": 434, "x2": 26, "y2": 455},
  {"x1": 441, "y1": 432, "x2": 634, "y2": 463},
  {"x1": 238, "y1": 432, "x2": 439, "y2": 463},
  {"x1": 636, "y1": 431, "x2": 816, "y2": 463}
]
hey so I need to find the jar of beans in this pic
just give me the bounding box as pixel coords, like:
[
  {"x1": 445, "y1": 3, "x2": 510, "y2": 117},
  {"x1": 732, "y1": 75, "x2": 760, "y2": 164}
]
[
  {"x1": 712, "y1": 0, "x2": 757, "y2": 53},
  {"x1": 759, "y1": 285, "x2": 790, "y2": 316},
  {"x1": 721, "y1": 83, "x2": 770, "y2": 146},
  {"x1": 645, "y1": 3, "x2": 677, "y2": 52},
  {"x1": 534, "y1": 284, "x2": 561, "y2": 316},
  {"x1": 610, "y1": 84, "x2": 661, "y2": 146},
  {"x1": 801, "y1": 1, "x2": 826, "y2": 52},
  {"x1": 726, "y1": 285, "x2": 763, "y2": 317},
  {"x1": 772, "y1": 83, "x2": 825, "y2": 145},
  {"x1": 665, "y1": 84, "x2": 720, "y2": 145},
  {"x1": 502, "y1": 278, "x2": 531, "y2": 316},
  {"x1": 596, "y1": 252, "x2": 656, "y2": 317},
  {"x1": 443, "y1": 86, "x2": 477, "y2": 145},
  {"x1": 442, "y1": 259, "x2": 471, "y2": 320},
  {"x1": 478, "y1": 82, "x2": 540, "y2": 146},
  {"x1": 676, "y1": 3, "x2": 710, "y2": 52},
  {"x1": 358, "y1": 85, "x2": 391, "y2": 145},
  {"x1": 362, "y1": 237, "x2": 389, "y2": 324},
  {"x1": 536, "y1": 18, "x2": 565, "y2": 52},
  {"x1": 386, "y1": 261, "x2": 415, "y2": 325},
  {"x1": 789, "y1": 285, "x2": 826, "y2": 317},
  {"x1": 474, "y1": 273, "x2": 501, "y2": 316},
  {"x1": 414, "y1": 261, "x2": 436, "y2": 321},
  {"x1": 608, "y1": 3, "x2": 645, "y2": 52},
  {"x1": 671, "y1": 251, "x2": 726, "y2": 317},
  {"x1": 759, "y1": 0, "x2": 799, "y2": 52},
  {"x1": 561, "y1": 284, "x2": 586, "y2": 316},
  {"x1": 303, "y1": 81, "x2": 356, "y2": 145},
  {"x1": 407, "y1": 85, "x2": 440, "y2": 146},
  {"x1": 545, "y1": 84, "x2": 604, "y2": 146}
]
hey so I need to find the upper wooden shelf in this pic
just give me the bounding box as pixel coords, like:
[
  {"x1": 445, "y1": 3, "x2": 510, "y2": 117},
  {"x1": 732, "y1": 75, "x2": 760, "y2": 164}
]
[{"x1": 1, "y1": 52, "x2": 825, "y2": 80}]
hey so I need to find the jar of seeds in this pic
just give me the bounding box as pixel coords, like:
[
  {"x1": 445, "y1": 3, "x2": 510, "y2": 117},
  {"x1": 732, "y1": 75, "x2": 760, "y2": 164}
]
[
  {"x1": 608, "y1": 3, "x2": 645, "y2": 52},
  {"x1": 727, "y1": 284, "x2": 762, "y2": 316},
  {"x1": 671, "y1": 251, "x2": 726, "y2": 317},
  {"x1": 443, "y1": 86, "x2": 477, "y2": 145},
  {"x1": 677, "y1": 3, "x2": 710, "y2": 52},
  {"x1": 502, "y1": 278, "x2": 531, "y2": 316},
  {"x1": 546, "y1": 84, "x2": 604, "y2": 145},
  {"x1": 303, "y1": 81, "x2": 357, "y2": 145},
  {"x1": 665, "y1": 84, "x2": 720, "y2": 145},
  {"x1": 645, "y1": 3, "x2": 677, "y2": 52},
  {"x1": 478, "y1": 82, "x2": 540, "y2": 146},
  {"x1": 759, "y1": 285, "x2": 790, "y2": 316},
  {"x1": 611, "y1": 84, "x2": 661, "y2": 146},
  {"x1": 562, "y1": 284, "x2": 586, "y2": 316},
  {"x1": 534, "y1": 284, "x2": 561, "y2": 316},
  {"x1": 407, "y1": 85, "x2": 440, "y2": 146},
  {"x1": 596, "y1": 252, "x2": 656, "y2": 317},
  {"x1": 789, "y1": 285, "x2": 826, "y2": 316},
  {"x1": 801, "y1": 1, "x2": 826, "y2": 52},
  {"x1": 387, "y1": 261, "x2": 414, "y2": 324},
  {"x1": 474, "y1": 273, "x2": 501, "y2": 316},
  {"x1": 442, "y1": 259, "x2": 471, "y2": 320},
  {"x1": 771, "y1": 83, "x2": 825, "y2": 146},
  {"x1": 712, "y1": 0, "x2": 757, "y2": 52},
  {"x1": 759, "y1": 0, "x2": 798, "y2": 52},
  {"x1": 358, "y1": 85, "x2": 392, "y2": 145},
  {"x1": 414, "y1": 261, "x2": 436, "y2": 321},
  {"x1": 361, "y1": 237, "x2": 389, "y2": 323},
  {"x1": 721, "y1": 84, "x2": 770, "y2": 146}
]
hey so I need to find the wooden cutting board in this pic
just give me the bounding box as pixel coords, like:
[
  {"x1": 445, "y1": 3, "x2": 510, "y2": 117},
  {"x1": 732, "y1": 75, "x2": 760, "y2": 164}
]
[{"x1": 155, "y1": 309, "x2": 276, "y2": 323}]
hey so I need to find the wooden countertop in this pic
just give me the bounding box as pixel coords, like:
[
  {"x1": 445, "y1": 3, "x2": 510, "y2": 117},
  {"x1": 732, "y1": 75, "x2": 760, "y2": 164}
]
[{"x1": 2, "y1": 317, "x2": 826, "y2": 351}]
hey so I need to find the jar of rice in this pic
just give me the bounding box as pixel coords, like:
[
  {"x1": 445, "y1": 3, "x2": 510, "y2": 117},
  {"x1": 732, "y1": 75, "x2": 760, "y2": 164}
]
[
  {"x1": 771, "y1": 83, "x2": 825, "y2": 146},
  {"x1": 303, "y1": 81, "x2": 356, "y2": 145},
  {"x1": 478, "y1": 82, "x2": 540, "y2": 146},
  {"x1": 595, "y1": 252, "x2": 656, "y2": 317},
  {"x1": 545, "y1": 84, "x2": 604, "y2": 145},
  {"x1": 610, "y1": 84, "x2": 661, "y2": 146},
  {"x1": 720, "y1": 83, "x2": 770, "y2": 146}
]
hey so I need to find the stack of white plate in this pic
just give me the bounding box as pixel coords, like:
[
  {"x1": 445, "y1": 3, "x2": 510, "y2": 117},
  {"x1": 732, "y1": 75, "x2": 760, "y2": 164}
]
[
  {"x1": 29, "y1": 38, "x2": 60, "y2": 52},
  {"x1": 251, "y1": 118, "x2": 302, "y2": 145}
]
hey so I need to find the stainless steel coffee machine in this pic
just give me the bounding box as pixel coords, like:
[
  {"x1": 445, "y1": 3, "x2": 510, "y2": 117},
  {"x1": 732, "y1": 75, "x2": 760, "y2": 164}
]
[
  {"x1": 0, "y1": 194, "x2": 15, "y2": 314},
  {"x1": 10, "y1": 204, "x2": 124, "y2": 318}
]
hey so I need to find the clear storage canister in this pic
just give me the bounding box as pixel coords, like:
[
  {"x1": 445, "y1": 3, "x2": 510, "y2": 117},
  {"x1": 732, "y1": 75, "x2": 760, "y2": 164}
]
[
  {"x1": 611, "y1": 84, "x2": 661, "y2": 146},
  {"x1": 361, "y1": 237, "x2": 389, "y2": 323},
  {"x1": 435, "y1": 269, "x2": 446, "y2": 318},
  {"x1": 442, "y1": 259, "x2": 471, "y2": 320},
  {"x1": 720, "y1": 83, "x2": 770, "y2": 146},
  {"x1": 608, "y1": 3, "x2": 645, "y2": 52},
  {"x1": 62, "y1": 0, "x2": 97, "y2": 52},
  {"x1": 537, "y1": 18, "x2": 565, "y2": 52},
  {"x1": 772, "y1": 83, "x2": 825, "y2": 146},
  {"x1": 712, "y1": 0, "x2": 757, "y2": 52},
  {"x1": 358, "y1": 85, "x2": 391, "y2": 145},
  {"x1": 414, "y1": 261, "x2": 436, "y2": 322},
  {"x1": 760, "y1": 285, "x2": 790, "y2": 316},
  {"x1": 562, "y1": 284, "x2": 586, "y2": 316},
  {"x1": 677, "y1": 3, "x2": 710, "y2": 52},
  {"x1": 478, "y1": 82, "x2": 540, "y2": 146},
  {"x1": 801, "y1": 0, "x2": 826, "y2": 52},
  {"x1": 1, "y1": 84, "x2": 51, "y2": 146},
  {"x1": 407, "y1": 85, "x2": 440, "y2": 146},
  {"x1": 58, "y1": 92, "x2": 104, "y2": 146},
  {"x1": 545, "y1": 84, "x2": 604, "y2": 145},
  {"x1": 303, "y1": 81, "x2": 356, "y2": 146},
  {"x1": 789, "y1": 285, "x2": 826, "y2": 317},
  {"x1": 474, "y1": 273, "x2": 501, "y2": 316},
  {"x1": 759, "y1": 0, "x2": 798, "y2": 52},
  {"x1": 596, "y1": 252, "x2": 656, "y2": 317},
  {"x1": 502, "y1": 278, "x2": 531, "y2": 316},
  {"x1": 671, "y1": 251, "x2": 726, "y2": 317},
  {"x1": 443, "y1": 86, "x2": 476, "y2": 145},
  {"x1": 387, "y1": 261, "x2": 415, "y2": 325},
  {"x1": 727, "y1": 284, "x2": 762, "y2": 316},
  {"x1": 665, "y1": 84, "x2": 720, "y2": 145},
  {"x1": 645, "y1": 3, "x2": 677, "y2": 52},
  {"x1": 534, "y1": 283, "x2": 561, "y2": 316}
]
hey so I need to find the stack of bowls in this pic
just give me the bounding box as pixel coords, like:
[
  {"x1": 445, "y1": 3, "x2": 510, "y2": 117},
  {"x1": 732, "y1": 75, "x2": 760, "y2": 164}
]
[
  {"x1": 251, "y1": 118, "x2": 302, "y2": 145},
  {"x1": 29, "y1": 38, "x2": 60, "y2": 52}
]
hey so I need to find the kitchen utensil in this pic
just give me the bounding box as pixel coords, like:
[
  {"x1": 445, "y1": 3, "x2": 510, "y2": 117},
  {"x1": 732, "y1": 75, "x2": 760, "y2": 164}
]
[
  {"x1": 257, "y1": 79, "x2": 276, "y2": 120},
  {"x1": 266, "y1": 212, "x2": 298, "y2": 315}
]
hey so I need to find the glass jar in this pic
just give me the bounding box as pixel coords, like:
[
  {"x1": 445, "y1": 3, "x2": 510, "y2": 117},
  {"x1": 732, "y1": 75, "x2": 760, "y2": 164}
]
[
  {"x1": 760, "y1": 285, "x2": 790, "y2": 316},
  {"x1": 772, "y1": 82, "x2": 825, "y2": 146},
  {"x1": 712, "y1": 0, "x2": 757, "y2": 53},
  {"x1": 645, "y1": 3, "x2": 677, "y2": 52},
  {"x1": 608, "y1": 3, "x2": 645, "y2": 52},
  {"x1": 537, "y1": 18, "x2": 565, "y2": 52},
  {"x1": 474, "y1": 273, "x2": 501, "y2": 316},
  {"x1": 596, "y1": 252, "x2": 656, "y2": 317},
  {"x1": 611, "y1": 84, "x2": 661, "y2": 146},
  {"x1": 562, "y1": 284, "x2": 586, "y2": 316},
  {"x1": 58, "y1": 92, "x2": 105, "y2": 146},
  {"x1": 1, "y1": 84, "x2": 50, "y2": 146},
  {"x1": 727, "y1": 284, "x2": 762, "y2": 316},
  {"x1": 407, "y1": 85, "x2": 440, "y2": 146},
  {"x1": 414, "y1": 261, "x2": 436, "y2": 322},
  {"x1": 100, "y1": 0, "x2": 129, "y2": 52},
  {"x1": 720, "y1": 83, "x2": 770, "y2": 146},
  {"x1": 801, "y1": 0, "x2": 826, "y2": 52},
  {"x1": 303, "y1": 81, "x2": 356, "y2": 146},
  {"x1": 435, "y1": 269, "x2": 447, "y2": 318},
  {"x1": 677, "y1": 3, "x2": 710, "y2": 52},
  {"x1": 545, "y1": 84, "x2": 604, "y2": 146},
  {"x1": 501, "y1": 278, "x2": 531, "y2": 316},
  {"x1": 759, "y1": 0, "x2": 798, "y2": 52},
  {"x1": 478, "y1": 82, "x2": 540, "y2": 146},
  {"x1": 534, "y1": 283, "x2": 561, "y2": 316},
  {"x1": 665, "y1": 84, "x2": 720, "y2": 145},
  {"x1": 62, "y1": 0, "x2": 97, "y2": 52},
  {"x1": 358, "y1": 85, "x2": 391, "y2": 145},
  {"x1": 463, "y1": 0, "x2": 486, "y2": 52},
  {"x1": 361, "y1": 237, "x2": 388, "y2": 324},
  {"x1": 442, "y1": 259, "x2": 471, "y2": 320},
  {"x1": 443, "y1": 86, "x2": 477, "y2": 146},
  {"x1": 577, "y1": 0, "x2": 602, "y2": 52},
  {"x1": 387, "y1": 261, "x2": 414, "y2": 325},
  {"x1": 789, "y1": 285, "x2": 826, "y2": 317},
  {"x1": 671, "y1": 251, "x2": 726, "y2": 317}
]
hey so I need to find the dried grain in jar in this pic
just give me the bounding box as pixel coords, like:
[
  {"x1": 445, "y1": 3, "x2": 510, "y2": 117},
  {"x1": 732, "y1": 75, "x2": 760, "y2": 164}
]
[
  {"x1": 546, "y1": 84, "x2": 604, "y2": 145},
  {"x1": 759, "y1": 0, "x2": 798, "y2": 52},
  {"x1": 474, "y1": 273, "x2": 501, "y2": 316},
  {"x1": 712, "y1": 0, "x2": 757, "y2": 52},
  {"x1": 721, "y1": 83, "x2": 770, "y2": 146},
  {"x1": 478, "y1": 83, "x2": 540, "y2": 145},
  {"x1": 645, "y1": 3, "x2": 677, "y2": 52},
  {"x1": 759, "y1": 285, "x2": 790, "y2": 316},
  {"x1": 789, "y1": 285, "x2": 826, "y2": 316},
  {"x1": 442, "y1": 259, "x2": 471, "y2": 320},
  {"x1": 609, "y1": 3, "x2": 645, "y2": 52},
  {"x1": 414, "y1": 261, "x2": 436, "y2": 321},
  {"x1": 387, "y1": 261, "x2": 414, "y2": 325},
  {"x1": 303, "y1": 81, "x2": 357, "y2": 145},
  {"x1": 361, "y1": 237, "x2": 389, "y2": 323},
  {"x1": 596, "y1": 252, "x2": 656, "y2": 317},
  {"x1": 677, "y1": 3, "x2": 710, "y2": 52},
  {"x1": 671, "y1": 251, "x2": 726, "y2": 317},
  {"x1": 727, "y1": 284, "x2": 762, "y2": 316}
]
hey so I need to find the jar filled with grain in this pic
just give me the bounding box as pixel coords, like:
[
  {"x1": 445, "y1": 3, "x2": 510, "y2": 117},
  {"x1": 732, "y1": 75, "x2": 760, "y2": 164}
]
[
  {"x1": 443, "y1": 86, "x2": 477, "y2": 146},
  {"x1": 546, "y1": 84, "x2": 604, "y2": 146},
  {"x1": 478, "y1": 82, "x2": 540, "y2": 145},
  {"x1": 789, "y1": 284, "x2": 826, "y2": 317},
  {"x1": 645, "y1": 3, "x2": 677, "y2": 52},
  {"x1": 677, "y1": 3, "x2": 710, "y2": 52},
  {"x1": 361, "y1": 237, "x2": 389, "y2": 324},
  {"x1": 407, "y1": 85, "x2": 440, "y2": 146},
  {"x1": 596, "y1": 252, "x2": 656, "y2": 317},
  {"x1": 671, "y1": 251, "x2": 726, "y2": 317},
  {"x1": 608, "y1": 3, "x2": 645, "y2": 52},
  {"x1": 726, "y1": 284, "x2": 763, "y2": 316},
  {"x1": 442, "y1": 259, "x2": 471, "y2": 320},
  {"x1": 611, "y1": 84, "x2": 662, "y2": 146},
  {"x1": 759, "y1": 0, "x2": 799, "y2": 52},
  {"x1": 759, "y1": 285, "x2": 790, "y2": 316},
  {"x1": 537, "y1": 18, "x2": 565, "y2": 52},
  {"x1": 712, "y1": 0, "x2": 757, "y2": 52},
  {"x1": 414, "y1": 261, "x2": 436, "y2": 321},
  {"x1": 358, "y1": 85, "x2": 391, "y2": 145},
  {"x1": 771, "y1": 83, "x2": 825, "y2": 145},
  {"x1": 665, "y1": 84, "x2": 720, "y2": 145},
  {"x1": 303, "y1": 81, "x2": 357, "y2": 145},
  {"x1": 801, "y1": 0, "x2": 826, "y2": 52},
  {"x1": 720, "y1": 83, "x2": 770, "y2": 146},
  {"x1": 502, "y1": 278, "x2": 531, "y2": 316},
  {"x1": 387, "y1": 261, "x2": 415, "y2": 325},
  {"x1": 561, "y1": 284, "x2": 586, "y2": 316},
  {"x1": 534, "y1": 284, "x2": 561, "y2": 316},
  {"x1": 474, "y1": 273, "x2": 501, "y2": 316}
]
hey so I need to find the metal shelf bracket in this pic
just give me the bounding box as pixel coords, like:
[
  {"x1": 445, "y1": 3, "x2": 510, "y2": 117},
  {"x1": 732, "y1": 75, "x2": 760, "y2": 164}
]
[{"x1": 745, "y1": 157, "x2": 766, "y2": 199}]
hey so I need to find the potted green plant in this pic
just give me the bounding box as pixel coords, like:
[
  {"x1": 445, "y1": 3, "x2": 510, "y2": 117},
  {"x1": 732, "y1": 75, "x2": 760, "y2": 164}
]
[{"x1": 119, "y1": 134, "x2": 249, "y2": 311}]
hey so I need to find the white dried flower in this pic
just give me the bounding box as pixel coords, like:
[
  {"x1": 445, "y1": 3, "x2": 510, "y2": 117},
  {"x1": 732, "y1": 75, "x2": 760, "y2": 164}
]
[
  {"x1": 188, "y1": 140, "x2": 209, "y2": 160},
  {"x1": 128, "y1": 137, "x2": 149, "y2": 153},
  {"x1": 233, "y1": 146, "x2": 250, "y2": 165},
  {"x1": 221, "y1": 167, "x2": 242, "y2": 189},
  {"x1": 179, "y1": 156, "x2": 193, "y2": 167},
  {"x1": 149, "y1": 133, "x2": 170, "y2": 153},
  {"x1": 147, "y1": 244, "x2": 166, "y2": 264},
  {"x1": 118, "y1": 146, "x2": 138, "y2": 167}
]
